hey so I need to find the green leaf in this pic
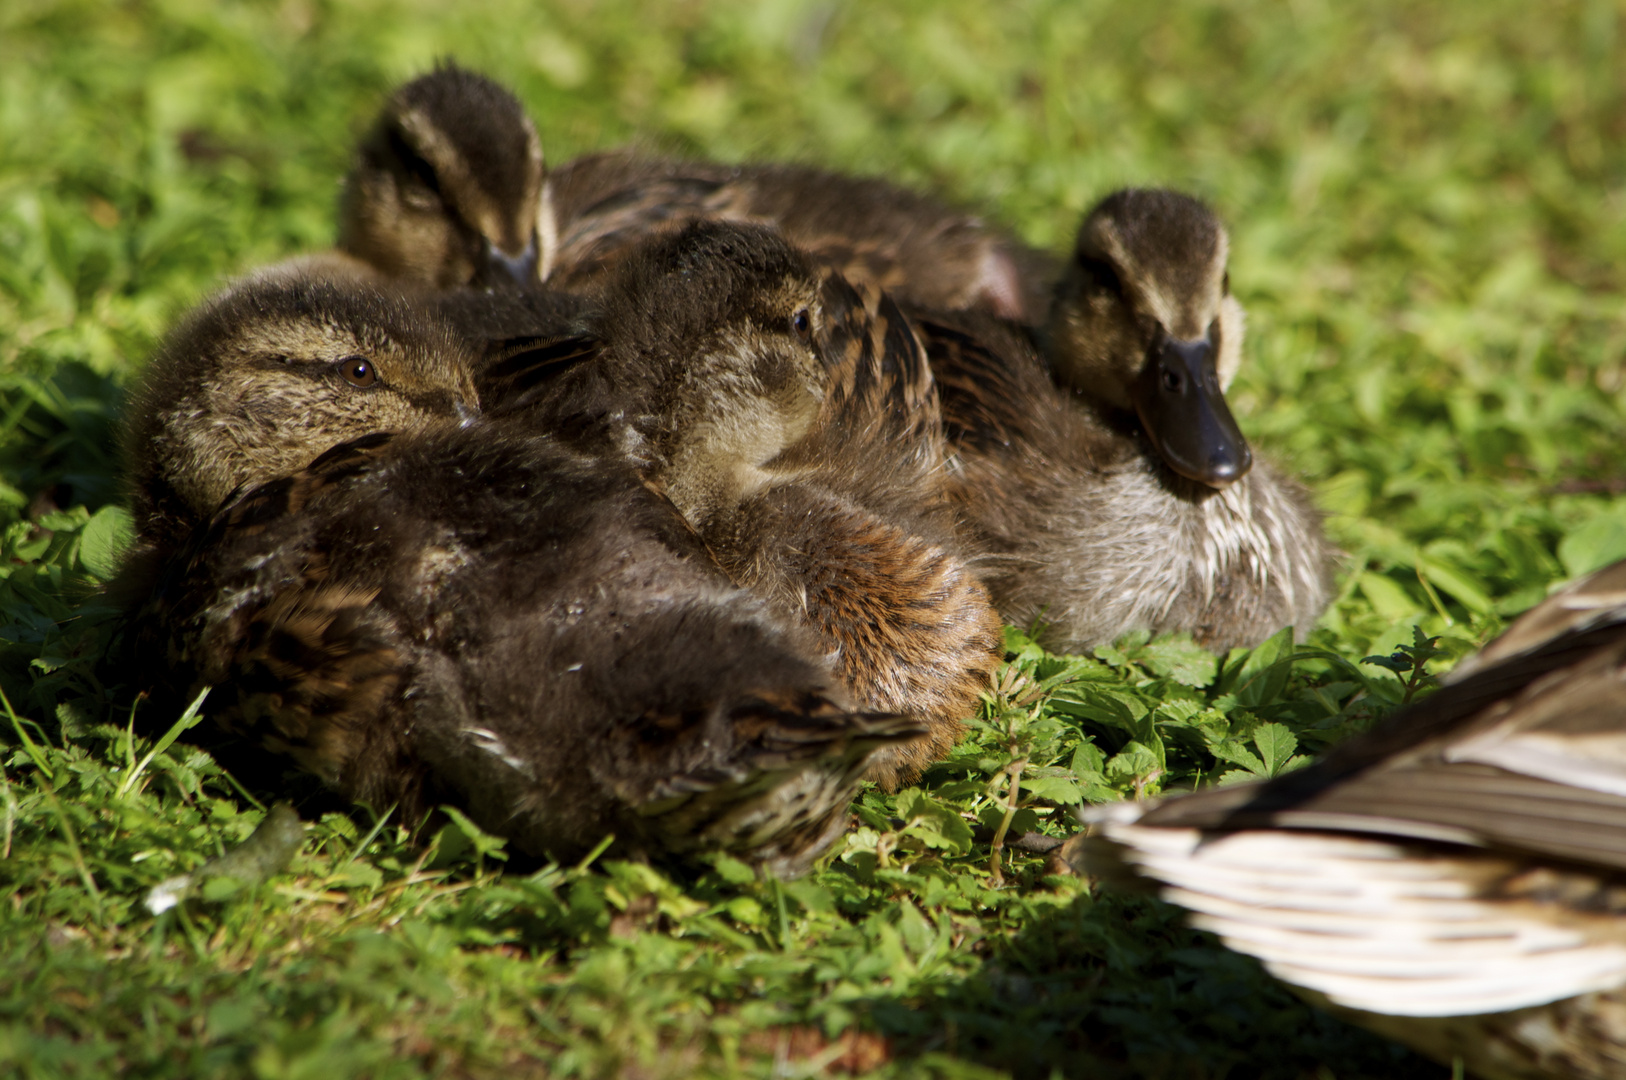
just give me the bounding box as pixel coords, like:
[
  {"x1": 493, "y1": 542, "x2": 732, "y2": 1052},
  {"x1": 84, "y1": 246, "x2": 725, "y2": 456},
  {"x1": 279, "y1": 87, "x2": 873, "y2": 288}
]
[
  {"x1": 1416, "y1": 554, "x2": 1493, "y2": 616},
  {"x1": 1023, "y1": 775, "x2": 1083, "y2": 804},
  {"x1": 1209, "y1": 739, "x2": 1266, "y2": 777},
  {"x1": 1251, "y1": 723, "x2": 1299, "y2": 776},
  {"x1": 1357, "y1": 571, "x2": 1421, "y2": 619},
  {"x1": 77, "y1": 504, "x2": 132, "y2": 581},
  {"x1": 431, "y1": 805, "x2": 509, "y2": 866},
  {"x1": 1559, "y1": 510, "x2": 1626, "y2": 578},
  {"x1": 1227, "y1": 627, "x2": 1295, "y2": 708},
  {"x1": 894, "y1": 788, "x2": 975, "y2": 854},
  {"x1": 1105, "y1": 741, "x2": 1162, "y2": 782},
  {"x1": 1138, "y1": 635, "x2": 1219, "y2": 687}
]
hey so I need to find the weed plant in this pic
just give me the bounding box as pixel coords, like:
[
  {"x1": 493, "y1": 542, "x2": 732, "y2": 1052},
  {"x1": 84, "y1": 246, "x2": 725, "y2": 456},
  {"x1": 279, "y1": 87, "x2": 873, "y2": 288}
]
[{"x1": 3, "y1": 1, "x2": 1625, "y2": 1076}]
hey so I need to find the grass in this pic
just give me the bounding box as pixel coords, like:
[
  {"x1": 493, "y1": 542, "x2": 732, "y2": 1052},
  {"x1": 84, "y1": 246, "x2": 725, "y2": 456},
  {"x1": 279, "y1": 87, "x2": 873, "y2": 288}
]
[{"x1": 3, "y1": 0, "x2": 1626, "y2": 1076}]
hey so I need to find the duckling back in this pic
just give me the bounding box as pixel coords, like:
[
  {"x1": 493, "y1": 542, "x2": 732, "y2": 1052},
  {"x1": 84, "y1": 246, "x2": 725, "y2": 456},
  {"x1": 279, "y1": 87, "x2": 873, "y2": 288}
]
[
  {"x1": 131, "y1": 423, "x2": 923, "y2": 875},
  {"x1": 487, "y1": 221, "x2": 1003, "y2": 787}
]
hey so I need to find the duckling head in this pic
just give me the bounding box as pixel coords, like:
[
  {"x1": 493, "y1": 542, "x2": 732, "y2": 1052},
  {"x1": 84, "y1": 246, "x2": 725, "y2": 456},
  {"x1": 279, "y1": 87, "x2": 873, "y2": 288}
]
[
  {"x1": 123, "y1": 271, "x2": 480, "y2": 544},
  {"x1": 591, "y1": 220, "x2": 835, "y2": 527},
  {"x1": 338, "y1": 64, "x2": 547, "y2": 289},
  {"x1": 1048, "y1": 188, "x2": 1252, "y2": 488}
]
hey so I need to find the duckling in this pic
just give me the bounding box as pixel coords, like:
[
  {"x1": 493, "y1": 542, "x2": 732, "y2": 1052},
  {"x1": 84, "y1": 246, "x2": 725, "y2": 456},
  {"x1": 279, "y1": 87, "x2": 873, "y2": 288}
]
[
  {"x1": 330, "y1": 71, "x2": 1273, "y2": 491},
  {"x1": 1042, "y1": 189, "x2": 1252, "y2": 488},
  {"x1": 500, "y1": 221, "x2": 1003, "y2": 787},
  {"x1": 1080, "y1": 559, "x2": 1626, "y2": 1080},
  {"x1": 116, "y1": 268, "x2": 481, "y2": 604},
  {"x1": 542, "y1": 151, "x2": 1051, "y2": 321},
  {"x1": 330, "y1": 68, "x2": 1047, "y2": 318},
  {"x1": 916, "y1": 192, "x2": 1332, "y2": 653},
  {"x1": 337, "y1": 63, "x2": 549, "y2": 289},
  {"x1": 133, "y1": 424, "x2": 922, "y2": 875}
]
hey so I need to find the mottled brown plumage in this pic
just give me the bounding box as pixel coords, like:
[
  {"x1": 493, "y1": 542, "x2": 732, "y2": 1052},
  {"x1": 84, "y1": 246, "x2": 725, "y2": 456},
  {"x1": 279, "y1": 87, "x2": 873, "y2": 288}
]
[
  {"x1": 116, "y1": 269, "x2": 480, "y2": 604},
  {"x1": 542, "y1": 151, "x2": 1048, "y2": 322},
  {"x1": 500, "y1": 222, "x2": 1003, "y2": 787},
  {"x1": 131, "y1": 427, "x2": 921, "y2": 875},
  {"x1": 1081, "y1": 559, "x2": 1626, "y2": 1079},
  {"x1": 338, "y1": 64, "x2": 548, "y2": 288},
  {"x1": 917, "y1": 195, "x2": 1333, "y2": 653}
]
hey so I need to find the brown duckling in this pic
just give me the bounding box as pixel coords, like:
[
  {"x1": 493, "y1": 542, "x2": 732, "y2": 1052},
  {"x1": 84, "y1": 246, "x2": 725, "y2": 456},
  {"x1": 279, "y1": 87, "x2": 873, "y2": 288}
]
[
  {"x1": 330, "y1": 71, "x2": 1268, "y2": 496},
  {"x1": 337, "y1": 63, "x2": 549, "y2": 289},
  {"x1": 1042, "y1": 189, "x2": 1252, "y2": 488},
  {"x1": 1080, "y1": 559, "x2": 1626, "y2": 1080},
  {"x1": 498, "y1": 221, "x2": 1003, "y2": 787},
  {"x1": 331, "y1": 69, "x2": 1047, "y2": 318},
  {"x1": 116, "y1": 268, "x2": 480, "y2": 601},
  {"x1": 542, "y1": 151, "x2": 1050, "y2": 321},
  {"x1": 133, "y1": 425, "x2": 921, "y2": 876},
  {"x1": 918, "y1": 192, "x2": 1333, "y2": 653}
]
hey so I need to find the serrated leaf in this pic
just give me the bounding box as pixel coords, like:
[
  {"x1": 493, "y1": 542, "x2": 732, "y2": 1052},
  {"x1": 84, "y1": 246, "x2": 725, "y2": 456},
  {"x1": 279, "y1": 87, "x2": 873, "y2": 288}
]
[
  {"x1": 1138, "y1": 635, "x2": 1219, "y2": 686},
  {"x1": 1209, "y1": 740, "x2": 1266, "y2": 776},
  {"x1": 1251, "y1": 723, "x2": 1299, "y2": 775},
  {"x1": 1105, "y1": 742, "x2": 1161, "y2": 782},
  {"x1": 894, "y1": 788, "x2": 974, "y2": 854}
]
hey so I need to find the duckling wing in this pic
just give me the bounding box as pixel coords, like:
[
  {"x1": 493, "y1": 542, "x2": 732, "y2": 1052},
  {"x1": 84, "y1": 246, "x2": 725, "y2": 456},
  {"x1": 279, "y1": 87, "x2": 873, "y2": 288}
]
[
  {"x1": 1090, "y1": 815, "x2": 1626, "y2": 1018},
  {"x1": 132, "y1": 432, "x2": 421, "y2": 805},
  {"x1": 811, "y1": 273, "x2": 941, "y2": 454}
]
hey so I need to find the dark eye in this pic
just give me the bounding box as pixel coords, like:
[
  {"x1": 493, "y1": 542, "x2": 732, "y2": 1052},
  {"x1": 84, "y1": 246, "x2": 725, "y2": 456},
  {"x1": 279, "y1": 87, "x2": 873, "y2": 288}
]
[
  {"x1": 1077, "y1": 256, "x2": 1122, "y2": 298},
  {"x1": 791, "y1": 308, "x2": 812, "y2": 343},
  {"x1": 339, "y1": 356, "x2": 378, "y2": 388}
]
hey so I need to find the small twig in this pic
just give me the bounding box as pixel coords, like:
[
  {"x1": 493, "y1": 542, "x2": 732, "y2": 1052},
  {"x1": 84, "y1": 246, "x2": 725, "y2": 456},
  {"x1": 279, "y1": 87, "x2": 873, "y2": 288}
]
[{"x1": 988, "y1": 756, "x2": 1029, "y2": 886}]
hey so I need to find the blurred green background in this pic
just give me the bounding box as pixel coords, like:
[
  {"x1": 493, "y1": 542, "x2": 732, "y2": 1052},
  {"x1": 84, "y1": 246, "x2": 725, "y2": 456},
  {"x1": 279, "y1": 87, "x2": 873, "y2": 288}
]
[{"x1": 2, "y1": 1, "x2": 1625, "y2": 1076}]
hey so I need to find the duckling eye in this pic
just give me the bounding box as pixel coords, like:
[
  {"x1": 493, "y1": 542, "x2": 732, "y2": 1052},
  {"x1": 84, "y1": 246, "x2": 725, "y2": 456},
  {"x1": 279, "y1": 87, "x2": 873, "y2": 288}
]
[
  {"x1": 790, "y1": 308, "x2": 812, "y2": 343},
  {"x1": 339, "y1": 356, "x2": 379, "y2": 388},
  {"x1": 1078, "y1": 256, "x2": 1122, "y2": 298}
]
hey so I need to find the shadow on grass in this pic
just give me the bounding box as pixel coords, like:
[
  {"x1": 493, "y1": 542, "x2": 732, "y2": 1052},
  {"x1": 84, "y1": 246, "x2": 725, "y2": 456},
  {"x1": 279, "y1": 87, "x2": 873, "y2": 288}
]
[{"x1": 858, "y1": 890, "x2": 1441, "y2": 1080}]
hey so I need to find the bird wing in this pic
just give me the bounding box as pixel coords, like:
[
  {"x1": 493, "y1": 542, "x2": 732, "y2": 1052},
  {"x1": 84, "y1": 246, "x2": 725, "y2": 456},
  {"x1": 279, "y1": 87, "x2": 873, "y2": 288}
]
[
  {"x1": 1092, "y1": 818, "x2": 1626, "y2": 1016},
  {"x1": 138, "y1": 433, "x2": 413, "y2": 795}
]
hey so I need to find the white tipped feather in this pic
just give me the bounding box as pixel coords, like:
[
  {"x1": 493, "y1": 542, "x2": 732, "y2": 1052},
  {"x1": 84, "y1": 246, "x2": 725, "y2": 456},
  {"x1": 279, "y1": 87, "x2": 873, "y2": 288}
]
[{"x1": 1103, "y1": 819, "x2": 1626, "y2": 1017}]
